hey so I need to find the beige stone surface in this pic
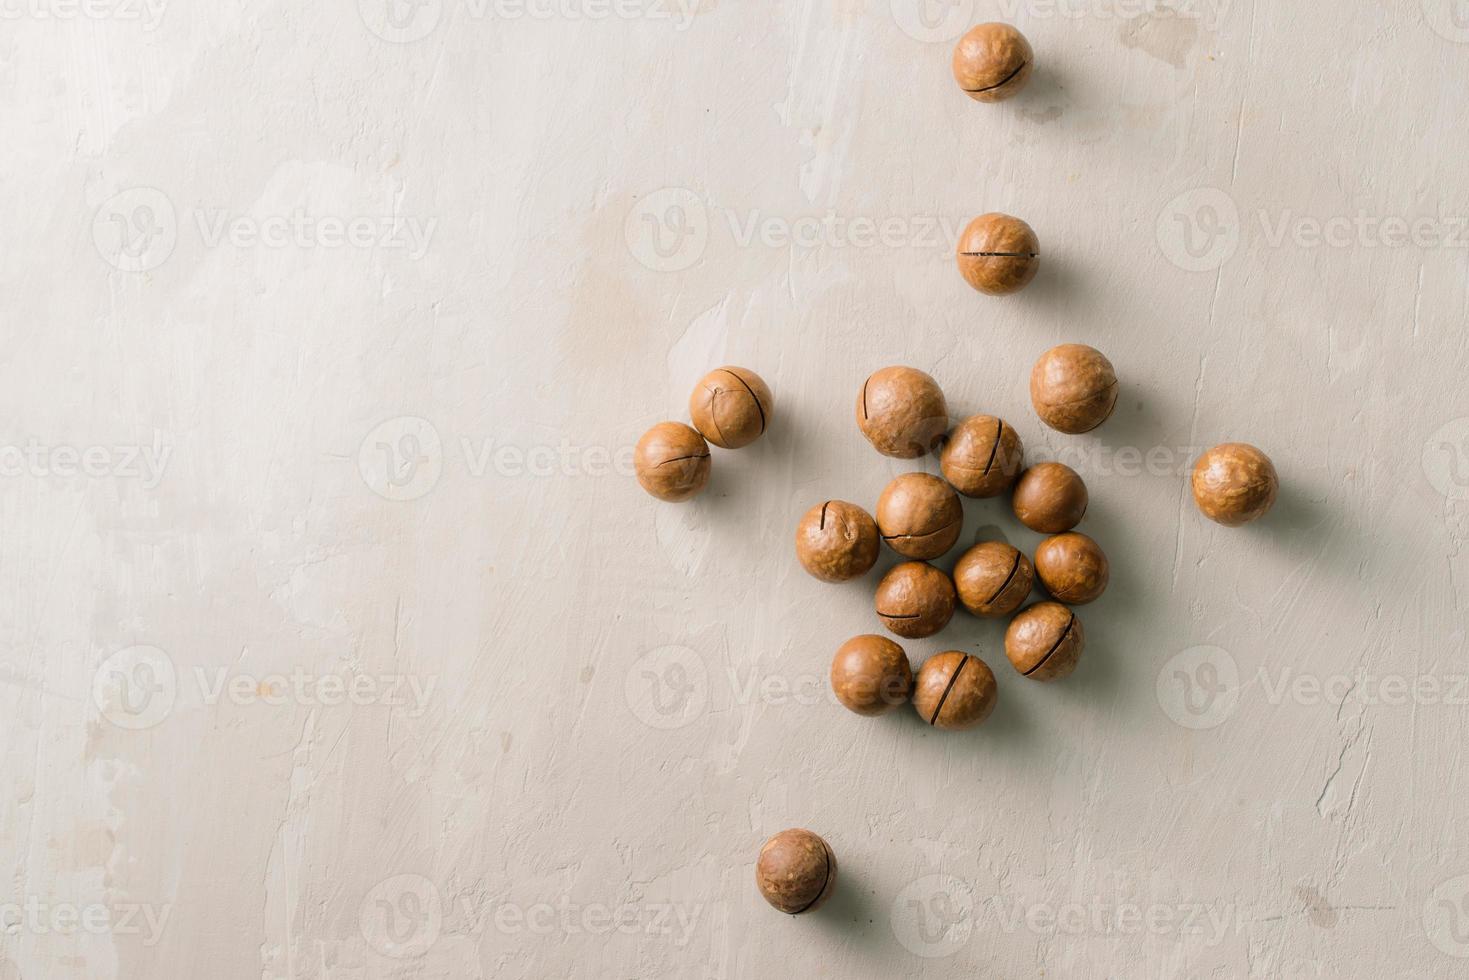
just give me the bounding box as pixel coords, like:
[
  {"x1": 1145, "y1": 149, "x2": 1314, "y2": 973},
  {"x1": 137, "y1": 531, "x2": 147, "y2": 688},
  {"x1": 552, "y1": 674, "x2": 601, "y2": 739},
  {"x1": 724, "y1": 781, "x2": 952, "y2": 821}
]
[{"x1": 4, "y1": 2, "x2": 1469, "y2": 977}]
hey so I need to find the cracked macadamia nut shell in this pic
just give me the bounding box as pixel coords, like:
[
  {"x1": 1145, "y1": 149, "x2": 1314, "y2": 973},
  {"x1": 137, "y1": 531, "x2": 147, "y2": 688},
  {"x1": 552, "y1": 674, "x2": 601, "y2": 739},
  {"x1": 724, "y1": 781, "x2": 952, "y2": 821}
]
[
  {"x1": 952, "y1": 22, "x2": 1033, "y2": 103},
  {"x1": 756, "y1": 829, "x2": 837, "y2": 915},
  {"x1": 941, "y1": 415, "x2": 1024, "y2": 498},
  {"x1": 912, "y1": 652, "x2": 999, "y2": 730},
  {"x1": 874, "y1": 562, "x2": 956, "y2": 638},
  {"x1": 856, "y1": 366, "x2": 948, "y2": 458},
  {"x1": 795, "y1": 501, "x2": 880, "y2": 583},
  {"x1": 1012, "y1": 462, "x2": 1088, "y2": 533},
  {"x1": 876, "y1": 473, "x2": 963, "y2": 560},
  {"x1": 957, "y1": 213, "x2": 1040, "y2": 296},
  {"x1": 954, "y1": 541, "x2": 1034, "y2": 618},
  {"x1": 1030, "y1": 344, "x2": 1118, "y2": 434},
  {"x1": 830, "y1": 635, "x2": 914, "y2": 716},
  {"x1": 634, "y1": 422, "x2": 711, "y2": 502},
  {"x1": 1005, "y1": 602, "x2": 1084, "y2": 682},
  {"x1": 1034, "y1": 532, "x2": 1109, "y2": 605},
  {"x1": 688, "y1": 366, "x2": 773, "y2": 449},
  {"x1": 1192, "y1": 443, "x2": 1278, "y2": 526}
]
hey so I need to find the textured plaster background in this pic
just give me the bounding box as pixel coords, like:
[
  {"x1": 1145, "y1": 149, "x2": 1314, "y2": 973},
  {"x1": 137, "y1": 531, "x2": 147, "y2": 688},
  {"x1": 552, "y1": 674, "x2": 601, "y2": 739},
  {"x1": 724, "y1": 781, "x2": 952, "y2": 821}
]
[{"x1": 3, "y1": 1, "x2": 1469, "y2": 977}]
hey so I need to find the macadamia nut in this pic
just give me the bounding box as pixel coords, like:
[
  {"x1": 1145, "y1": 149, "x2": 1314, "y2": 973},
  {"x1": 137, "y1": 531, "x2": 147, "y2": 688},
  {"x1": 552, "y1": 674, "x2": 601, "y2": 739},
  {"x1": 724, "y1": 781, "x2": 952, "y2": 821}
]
[
  {"x1": 795, "y1": 501, "x2": 881, "y2": 582},
  {"x1": 1034, "y1": 532, "x2": 1109, "y2": 605},
  {"x1": 756, "y1": 829, "x2": 837, "y2": 914},
  {"x1": 952, "y1": 23, "x2": 1033, "y2": 102},
  {"x1": 957, "y1": 213, "x2": 1040, "y2": 296},
  {"x1": 941, "y1": 415, "x2": 1024, "y2": 497},
  {"x1": 857, "y1": 366, "x2": 948, "y2": 458},
  {"x1": 689, "y1": 366, "x2": 773, "y2": 449},
  {"x1": 954, "y1": 541, "x2": 1034, "y2": 618},
  {"x1": 634, "y1": 422, "x2": 711, "y2": 502},
  {"x1": 830, "y1": 635, "x2": 914, "y2": 716},
  {"x1": 1192, "y1": 443, "x2": 1278, "y2": 526},
  {"x1": 1005, "y1": 602, "x2": 1084, "y2": 681},
  {"x1": 874, "y1": 562, "x2": 956, "y2": 638},
  {"x1": 1030, "y1": 344, "x2": 1118, "y2": 434},
  {"x1": 1012, "y1": 462, "x2": 1088, "y2": 533},
  {"x1": 876, "y1": 472, "x2": 963, "y2": 560},
  {"x1": 912, "y1": 652, "x2": 998, "y2": 730}
]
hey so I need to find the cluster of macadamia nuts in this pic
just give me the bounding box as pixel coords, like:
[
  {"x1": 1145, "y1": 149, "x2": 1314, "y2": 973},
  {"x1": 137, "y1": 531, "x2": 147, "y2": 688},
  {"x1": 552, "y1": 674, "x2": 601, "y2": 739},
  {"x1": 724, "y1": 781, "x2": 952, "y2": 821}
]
[
  {"x1": 788, "y1": 360, "x2": 1127, "y2": 763},
  {"x1": 634, "y1": 366, "x2": 773, "y2": 502},
  {"x1": 749, "y1": 21, "x2": 1280, "y2": 914}
]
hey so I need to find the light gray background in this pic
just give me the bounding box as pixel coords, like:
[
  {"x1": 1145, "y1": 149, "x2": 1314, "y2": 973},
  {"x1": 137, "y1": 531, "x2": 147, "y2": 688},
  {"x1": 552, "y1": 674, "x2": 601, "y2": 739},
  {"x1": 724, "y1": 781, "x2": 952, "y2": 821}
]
[{"x1": 4, "y1": 1, "x2": 1469, "y2": 977}]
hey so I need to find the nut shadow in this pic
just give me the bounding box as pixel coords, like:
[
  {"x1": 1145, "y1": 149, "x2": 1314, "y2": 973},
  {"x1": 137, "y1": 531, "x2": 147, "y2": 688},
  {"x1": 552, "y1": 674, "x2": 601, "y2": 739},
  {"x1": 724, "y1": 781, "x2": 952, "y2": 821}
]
[{"x1": 807, "y1": 861, "x2": 885, "y2": 953}]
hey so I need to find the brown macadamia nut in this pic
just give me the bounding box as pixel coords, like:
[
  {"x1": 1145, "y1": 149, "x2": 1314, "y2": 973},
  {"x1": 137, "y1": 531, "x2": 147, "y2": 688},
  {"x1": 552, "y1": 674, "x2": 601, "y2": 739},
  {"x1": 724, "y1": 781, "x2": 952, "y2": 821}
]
[
  {"x1": 954, "y1": 541, "x2": 1034, "y2": 618},
  {"x1": 1005, "y1": 602, "x2": 1084, "y2": 681},
  {"x1": 830, "y1": 635, "x2": 914, "y2": 716},
  {"x1": 689, "y1": 366, "x2": 773, "y2": 449},
  {"x1": 634, "y1": 422, "x2": 710, "y2": 502},
  {"x1": 941, "y1": 415, "x2": 1024, "y2": 498},
  {"x1": 874, "y1": 562, "x2": 956, "y2": 638},
  {"x1": 856, "y1": 366, "x2": 948, "y2": 458},
  {"x1": 1192, "y1": 443, "x2": 1278, "y2": 526},
  {"x1": 1034, "y1": 532, "x2": 1109, "y2": 605},
  {"x1": 1012, "y1": 462, "x2": 1088, "y2": 533},
  {"x1": 795, "y1": 501, "x2": 880, "y2": 583},
  {"x1": 1030, "y1": 344, "x2": 1118, "y2": 434},
  {"x1": 957, "y1": 213, "x2": 1039, "y2": 296},
  {"x1": 912, "y1": 652, "x2": 998, "y2": 730},
  {"x1": 952, "y1": 23, "x2": 1033, "y2": 102},
  {"x1": 876, "y1": 473, "x2": 963, "y2": 560},
  {"x1": 756, "y1": 829, "x2": 837, "y2": 915}
]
